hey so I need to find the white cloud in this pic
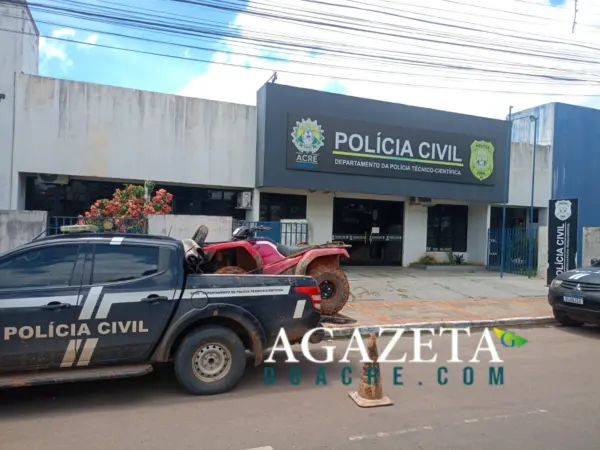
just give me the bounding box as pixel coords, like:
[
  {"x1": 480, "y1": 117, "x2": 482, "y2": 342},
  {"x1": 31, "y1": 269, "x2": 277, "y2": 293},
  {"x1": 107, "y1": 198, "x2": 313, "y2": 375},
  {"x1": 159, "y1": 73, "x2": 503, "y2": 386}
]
[
  {"x1": 76, "y1": 33, "x2": 99, "y2": 51},
  {"x1": 39, "y1": 27, "x2": 77, "y2": 70},
  {"x1": 178, "y1": 0, "x2": 600, "y2": 118},
  {"x1": 51, "y1": 27, "x2": 76, "y2": 39},
  {"x1": 81, "y1": 33, "x2": 99, "y2": 46},
  {"x1": 39, "y1": 28, "x2": 101, "y2": 72},
  {"x1": 39, "y1": 37, "x2": 69, "y2": 62}
]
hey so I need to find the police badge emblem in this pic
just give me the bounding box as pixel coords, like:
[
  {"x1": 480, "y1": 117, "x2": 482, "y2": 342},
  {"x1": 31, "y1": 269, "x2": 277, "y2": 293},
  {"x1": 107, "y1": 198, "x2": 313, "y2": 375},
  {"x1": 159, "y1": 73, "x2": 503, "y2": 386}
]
[
  {"x1": 469, "y1": 140, "x2": 495, "y2": 181},
  {"x1": 554, "y1": 200, "x2": 572, "y2": 221}
]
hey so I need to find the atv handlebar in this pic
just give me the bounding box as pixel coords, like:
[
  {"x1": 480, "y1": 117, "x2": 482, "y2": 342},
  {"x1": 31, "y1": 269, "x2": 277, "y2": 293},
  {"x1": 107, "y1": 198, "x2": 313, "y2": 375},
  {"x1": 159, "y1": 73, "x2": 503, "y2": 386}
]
[{"x1": 232, "y1": 224, "x2": 272, "y2": 241}]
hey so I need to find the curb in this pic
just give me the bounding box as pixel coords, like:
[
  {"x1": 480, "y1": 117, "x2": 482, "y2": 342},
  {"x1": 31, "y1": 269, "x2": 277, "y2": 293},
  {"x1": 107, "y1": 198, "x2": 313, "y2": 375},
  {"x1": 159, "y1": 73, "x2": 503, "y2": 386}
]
[{"x1": 326, "y1": 316, "x2": 557, "y2": 338}]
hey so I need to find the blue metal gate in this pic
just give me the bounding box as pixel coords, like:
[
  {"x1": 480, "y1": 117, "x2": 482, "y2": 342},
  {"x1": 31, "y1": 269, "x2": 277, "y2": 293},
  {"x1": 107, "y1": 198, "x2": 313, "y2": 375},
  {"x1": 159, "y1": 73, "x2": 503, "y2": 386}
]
[{"x1": 487, "y1": 227, "x2": 538, "y2": 276}]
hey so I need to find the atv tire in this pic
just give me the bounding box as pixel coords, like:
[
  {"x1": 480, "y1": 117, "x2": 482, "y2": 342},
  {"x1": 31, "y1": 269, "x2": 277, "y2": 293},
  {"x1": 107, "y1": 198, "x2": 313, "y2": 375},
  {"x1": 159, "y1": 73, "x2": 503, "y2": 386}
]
[
  {"x1": 307, "y1": 264, "x2": 350, "y2": 315},
  {"x1": 215, "y1": 266, "x2": 246, "y2": 275}
]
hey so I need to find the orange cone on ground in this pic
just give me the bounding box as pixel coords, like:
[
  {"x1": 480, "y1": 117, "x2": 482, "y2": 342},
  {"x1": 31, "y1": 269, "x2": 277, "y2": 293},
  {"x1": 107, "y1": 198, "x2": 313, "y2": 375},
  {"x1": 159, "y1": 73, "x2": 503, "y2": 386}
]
[{"x1": 348, "y1": 333, "x2": 394, "y2": 408}]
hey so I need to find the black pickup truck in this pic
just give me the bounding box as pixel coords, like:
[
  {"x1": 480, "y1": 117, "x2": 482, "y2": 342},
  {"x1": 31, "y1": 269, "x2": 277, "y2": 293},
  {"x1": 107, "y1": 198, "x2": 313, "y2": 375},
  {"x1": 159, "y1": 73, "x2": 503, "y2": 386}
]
[{"x1": 0, "y1": 227, "x2": 324, "y2": 395}]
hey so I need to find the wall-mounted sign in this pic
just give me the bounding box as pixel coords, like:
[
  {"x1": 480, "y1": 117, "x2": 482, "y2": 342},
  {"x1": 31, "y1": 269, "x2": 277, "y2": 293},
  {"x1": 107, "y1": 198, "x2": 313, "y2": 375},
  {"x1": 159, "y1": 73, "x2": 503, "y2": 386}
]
[
  {"x1": 547, "y1": 198, "x2": 578, "y2": 284},
  {"x1": 287, "y1": 113, "x2": 497, "y2": 186}
]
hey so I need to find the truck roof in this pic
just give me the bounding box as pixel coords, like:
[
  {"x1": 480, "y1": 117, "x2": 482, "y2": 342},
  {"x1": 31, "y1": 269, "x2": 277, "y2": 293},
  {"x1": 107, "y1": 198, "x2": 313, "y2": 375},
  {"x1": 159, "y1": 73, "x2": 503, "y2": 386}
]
[
  {"x1": 0, "y1": 232, "x2": 183, "y2": 256},
  {"x1": 37, "y1": 232, "x2": 179, "y2": 243}
]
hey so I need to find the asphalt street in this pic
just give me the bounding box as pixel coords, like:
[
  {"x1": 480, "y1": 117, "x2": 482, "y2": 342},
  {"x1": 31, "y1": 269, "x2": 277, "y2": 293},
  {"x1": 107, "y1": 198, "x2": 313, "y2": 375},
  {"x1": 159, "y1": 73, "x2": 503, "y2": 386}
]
[{"x1": 2, "y1": 325, "x2": 600, "y2": 449}]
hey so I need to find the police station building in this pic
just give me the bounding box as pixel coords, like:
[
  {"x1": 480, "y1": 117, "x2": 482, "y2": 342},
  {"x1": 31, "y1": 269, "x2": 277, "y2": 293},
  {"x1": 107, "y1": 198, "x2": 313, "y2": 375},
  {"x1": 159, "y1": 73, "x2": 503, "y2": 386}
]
[
  {"x1": 249, "y1": 82, "x2": 514, "y2": 266},
  {"x1": 1, "y1": 2, "x2": 551, "y2": 267}
]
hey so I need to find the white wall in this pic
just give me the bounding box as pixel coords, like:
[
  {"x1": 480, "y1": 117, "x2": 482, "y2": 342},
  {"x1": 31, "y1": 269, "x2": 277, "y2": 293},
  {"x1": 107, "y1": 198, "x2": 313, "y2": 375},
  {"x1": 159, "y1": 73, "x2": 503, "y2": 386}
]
[
  {"x1": 306, "y1": 192, "x2": 334, "y2": 244},
  {"x1": 258, "y1": 188, "x2": 491, "y2": 266},
  {"x1": 0, "y1": 1, "x2": 38, "y2": 210},
  {"x1": 147, "y1": 214, "x2": 233, "y2": 242},
  {"x1": 582, "y1": 227, "x2": 600, "y2": 268},
  {"x1": 0, "y1": 210, "x2": 47, "y2": 254},
  {"x1": 508, "y1": 104, "x2": 554, "y2": 207},
  {"x1": 10, "y1": 74, "x2": 257, "y2": 207},
  {"x1": 404, "y1": 200, "x2": 489, "y2": 265},
  {"x1": 403, "y1": 202, "x2": 428, "y2": 265},
  {"x1": 466, "y1": 203, "x2": 490, "y2": 265}
]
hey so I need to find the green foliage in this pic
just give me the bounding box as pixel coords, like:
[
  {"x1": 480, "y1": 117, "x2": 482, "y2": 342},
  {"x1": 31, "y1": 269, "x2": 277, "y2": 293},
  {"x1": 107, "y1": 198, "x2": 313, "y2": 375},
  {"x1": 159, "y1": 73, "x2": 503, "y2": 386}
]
[
  {"x1": 454, "y1": 254, "x2": 465, "y2": 265},
  {"x1": 417, "y1": 254, "x2": 438, "y2": 265}
]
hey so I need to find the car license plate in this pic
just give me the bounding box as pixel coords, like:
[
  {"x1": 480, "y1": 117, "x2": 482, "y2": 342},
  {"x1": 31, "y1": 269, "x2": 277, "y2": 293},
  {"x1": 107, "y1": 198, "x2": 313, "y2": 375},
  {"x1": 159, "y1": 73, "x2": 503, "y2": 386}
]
[{"x1": 563, "y1": 295, "x2": 584, "y2": 305}]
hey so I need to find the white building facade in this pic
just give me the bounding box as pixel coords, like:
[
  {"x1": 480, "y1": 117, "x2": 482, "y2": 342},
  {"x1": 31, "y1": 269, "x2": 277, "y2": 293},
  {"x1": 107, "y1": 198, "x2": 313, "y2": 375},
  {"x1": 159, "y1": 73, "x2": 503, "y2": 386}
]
[{"x1": 0, "y1": 1, "x2": 551, "y2": 267}]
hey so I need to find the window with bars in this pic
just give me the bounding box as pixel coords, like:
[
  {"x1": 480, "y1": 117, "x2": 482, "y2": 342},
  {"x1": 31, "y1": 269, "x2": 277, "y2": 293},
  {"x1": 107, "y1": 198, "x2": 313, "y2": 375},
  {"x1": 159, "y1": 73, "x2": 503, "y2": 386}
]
[{"x1": 426, "y1": 205, "x2": 468, "y2": 252}]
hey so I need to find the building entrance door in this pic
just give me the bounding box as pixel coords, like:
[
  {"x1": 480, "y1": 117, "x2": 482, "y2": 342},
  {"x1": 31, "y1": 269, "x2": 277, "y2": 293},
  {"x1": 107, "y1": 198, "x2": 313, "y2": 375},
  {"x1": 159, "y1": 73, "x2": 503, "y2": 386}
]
[{"x1": 332, "y1": 198, "x2": 404, "y2": 265}]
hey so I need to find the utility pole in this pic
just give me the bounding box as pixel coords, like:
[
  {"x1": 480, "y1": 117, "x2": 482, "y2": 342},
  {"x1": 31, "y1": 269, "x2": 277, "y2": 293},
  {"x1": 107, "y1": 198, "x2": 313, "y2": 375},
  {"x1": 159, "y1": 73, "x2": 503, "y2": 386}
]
[{"x1": 572, "y1": 0, "x2": 578, "y2": 33}]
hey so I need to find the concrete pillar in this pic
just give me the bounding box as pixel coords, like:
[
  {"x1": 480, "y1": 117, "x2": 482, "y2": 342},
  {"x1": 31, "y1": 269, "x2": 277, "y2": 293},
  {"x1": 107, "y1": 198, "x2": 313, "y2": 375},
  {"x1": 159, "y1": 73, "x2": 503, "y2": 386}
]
[
  {"x1": 466, "y1": 203, "x2": 491, "y2": 265},
  {"x1": 245, "y1": 188, "x2": 260, "y2": 222},
  {"x1": 402, "y1": 202, "x2": 428, "y2": 266},
  {"x1": 306, "y1": 192, "x2": 333, "y2": 244},
  {"x1": 538, "y1": 207, "x2": 549, "y2": 226}
]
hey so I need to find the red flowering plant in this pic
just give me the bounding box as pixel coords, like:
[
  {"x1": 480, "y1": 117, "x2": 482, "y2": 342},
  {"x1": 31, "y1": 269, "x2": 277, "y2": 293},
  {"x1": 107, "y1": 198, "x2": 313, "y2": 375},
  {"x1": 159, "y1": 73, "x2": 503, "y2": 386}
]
[{"x1": 77, "y1": 181, "x2": 173, "y2": 233}]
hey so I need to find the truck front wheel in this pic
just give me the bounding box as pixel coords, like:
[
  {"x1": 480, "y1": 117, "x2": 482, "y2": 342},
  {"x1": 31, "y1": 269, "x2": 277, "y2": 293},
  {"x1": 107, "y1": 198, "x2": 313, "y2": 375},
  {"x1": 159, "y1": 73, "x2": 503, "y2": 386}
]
[{"x1": 174, "y1": 325, "x2": 247, "y2": 395}]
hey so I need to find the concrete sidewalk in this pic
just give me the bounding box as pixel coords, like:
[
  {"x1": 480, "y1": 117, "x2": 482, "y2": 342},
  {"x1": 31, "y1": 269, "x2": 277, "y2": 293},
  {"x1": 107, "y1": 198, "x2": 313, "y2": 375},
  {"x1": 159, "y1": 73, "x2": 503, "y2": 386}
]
[
  {"x1": 344, "y1": 267, "x2": 548, "y2": 302},
  {"x1": 327, "y1": 267, "x2": 553, "y2": 331},
  {"x1": 327, "y1": 297, "x2": 552, "y2": 328}
]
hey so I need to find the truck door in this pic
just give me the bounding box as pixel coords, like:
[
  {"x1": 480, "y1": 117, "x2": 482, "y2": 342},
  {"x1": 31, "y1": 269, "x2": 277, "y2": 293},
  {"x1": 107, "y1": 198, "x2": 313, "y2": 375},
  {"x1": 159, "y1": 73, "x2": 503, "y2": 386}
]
[
  {"x1": 0, "y1": 242, "x2": 85, "y2": 371},
  {"x1": 72, "y1": 241, "x2": 177, "y2": 366}
]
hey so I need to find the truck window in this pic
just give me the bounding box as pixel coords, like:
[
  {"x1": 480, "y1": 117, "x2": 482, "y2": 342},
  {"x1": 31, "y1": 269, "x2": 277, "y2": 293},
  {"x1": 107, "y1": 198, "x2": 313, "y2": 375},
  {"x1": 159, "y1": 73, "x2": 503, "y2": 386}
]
[
  {"x1": 0, "y1": 245, "x2": 80, "y2": 289},
  {"x1": 91, "y1": 244, "x2": 160, "y2": 284}
]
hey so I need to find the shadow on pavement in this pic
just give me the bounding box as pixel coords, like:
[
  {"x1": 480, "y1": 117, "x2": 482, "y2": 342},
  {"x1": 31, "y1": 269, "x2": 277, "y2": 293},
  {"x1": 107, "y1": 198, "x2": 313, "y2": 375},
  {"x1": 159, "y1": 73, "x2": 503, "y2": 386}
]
[
  {"x1": 552, "y1": 324, "x2": 600, "y2": 340},
  {"x1": 0, "y1": 349, "x2": 361, "y2": 419}
]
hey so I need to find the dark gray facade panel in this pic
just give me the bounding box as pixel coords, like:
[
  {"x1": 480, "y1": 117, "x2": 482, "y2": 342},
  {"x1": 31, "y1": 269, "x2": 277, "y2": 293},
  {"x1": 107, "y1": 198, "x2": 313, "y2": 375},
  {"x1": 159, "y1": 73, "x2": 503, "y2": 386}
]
[{"x1": 256, "y1": 83, "x2": 509, "y2": 203}]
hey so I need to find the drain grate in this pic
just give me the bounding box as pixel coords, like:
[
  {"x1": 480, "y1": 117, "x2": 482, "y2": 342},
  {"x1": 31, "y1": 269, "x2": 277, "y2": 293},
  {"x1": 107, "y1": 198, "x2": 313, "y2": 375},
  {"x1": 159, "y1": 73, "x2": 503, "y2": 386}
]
[{"x1": 320, "y1": 313, "x2": 357, "y2": 325}]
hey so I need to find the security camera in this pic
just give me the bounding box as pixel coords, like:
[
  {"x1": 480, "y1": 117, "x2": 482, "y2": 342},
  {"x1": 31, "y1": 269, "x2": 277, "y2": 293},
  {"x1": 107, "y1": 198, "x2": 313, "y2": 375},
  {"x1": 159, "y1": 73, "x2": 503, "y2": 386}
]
[
  {"x1": 529, "y1": 115, "x2": 536, "y2": 122},
  {"x1": 0, "y1": 93, "x2": 5, "y2": 102}
]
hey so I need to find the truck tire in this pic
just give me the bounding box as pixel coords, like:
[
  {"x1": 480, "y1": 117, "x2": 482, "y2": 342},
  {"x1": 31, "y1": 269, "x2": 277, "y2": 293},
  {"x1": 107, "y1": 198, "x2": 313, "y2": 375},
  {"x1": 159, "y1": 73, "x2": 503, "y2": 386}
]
[
  {"x1": 553, "y1": 308, "x2": 584, "y2": 327},
  {"x1": 174, "y1": 325, "x2": 246, "y2": 395}
]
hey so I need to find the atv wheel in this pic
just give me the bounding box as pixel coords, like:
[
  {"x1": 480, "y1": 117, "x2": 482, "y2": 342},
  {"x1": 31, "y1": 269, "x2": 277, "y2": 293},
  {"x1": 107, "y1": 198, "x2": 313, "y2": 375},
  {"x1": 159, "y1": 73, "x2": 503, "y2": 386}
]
[
  {"x1": 215, "y1": 266, "x2": 246, "y2": 274},
  {"x1": 174, "y1": 325, "x2": 246, "y2": 395},
  {"x1": 307, "y1": 265, "x2": 350, "y2": 315},
  {"x1": 553, "y1": 308, "x2": 584, "y2": 327}
]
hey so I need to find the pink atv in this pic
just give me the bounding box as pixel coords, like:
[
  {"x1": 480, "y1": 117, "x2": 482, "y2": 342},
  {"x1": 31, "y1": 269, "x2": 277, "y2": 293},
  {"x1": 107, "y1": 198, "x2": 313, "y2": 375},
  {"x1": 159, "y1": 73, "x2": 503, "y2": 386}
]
[{"x1": 194, "y1": 224, "x2": 352, "y2": 315}]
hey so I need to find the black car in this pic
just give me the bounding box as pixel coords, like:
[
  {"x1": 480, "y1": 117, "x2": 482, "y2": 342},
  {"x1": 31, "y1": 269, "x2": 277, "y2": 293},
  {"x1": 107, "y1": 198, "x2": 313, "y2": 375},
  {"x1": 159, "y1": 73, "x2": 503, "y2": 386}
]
[
  {"x1": 0, "y1": 226, "x2": 324, "y2": 395},
  {"x1": 548, "y1": 259, "x2": 600, "y2": 327}
]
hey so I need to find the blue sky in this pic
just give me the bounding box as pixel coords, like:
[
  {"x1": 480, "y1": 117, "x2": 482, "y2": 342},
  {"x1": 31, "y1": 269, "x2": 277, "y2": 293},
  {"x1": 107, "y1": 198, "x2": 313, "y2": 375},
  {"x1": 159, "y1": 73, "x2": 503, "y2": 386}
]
[
  {"x1": 32, "y1": 0, "x2": 349, "y2": 96},
  {"x1": 33, "y1": 0, "x2": 243, "y2": 94},
  {"x1": 28, "y1": 0, "x2": 600, "y2": 118}
]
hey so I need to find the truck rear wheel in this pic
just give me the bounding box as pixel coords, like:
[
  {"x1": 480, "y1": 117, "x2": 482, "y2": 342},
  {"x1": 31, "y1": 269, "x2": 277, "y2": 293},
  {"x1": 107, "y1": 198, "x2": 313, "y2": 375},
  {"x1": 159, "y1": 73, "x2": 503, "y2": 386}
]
[{"x1": 174, "y1": 325, "x2": 246, "y2": 395}]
